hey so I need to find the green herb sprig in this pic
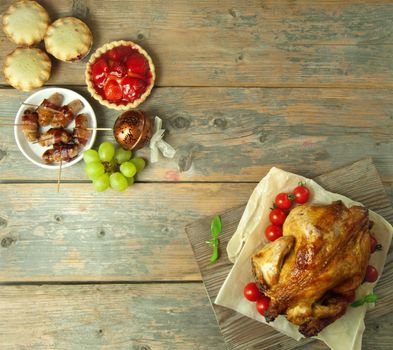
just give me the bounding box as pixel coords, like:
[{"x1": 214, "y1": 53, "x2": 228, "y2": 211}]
[
  {"x1": 351, "y1": 293, "x2": 378, "y2": 307},
  {"x1": 207, "y1": 215, "x2": 222, "y2": 263}
]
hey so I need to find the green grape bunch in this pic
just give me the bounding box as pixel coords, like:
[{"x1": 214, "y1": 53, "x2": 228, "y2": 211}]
[{"x1": 83, "y1": 141, "x2": 146, "y2": 192}]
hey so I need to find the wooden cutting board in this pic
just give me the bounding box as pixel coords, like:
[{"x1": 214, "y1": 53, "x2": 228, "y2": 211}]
[{"x1": 185, "y1": 158, "x2": 393, "y2": 350}]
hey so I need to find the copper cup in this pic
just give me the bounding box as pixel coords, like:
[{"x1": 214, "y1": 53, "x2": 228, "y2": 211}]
[{"x1": 113, "y1": 110, "x2": 153, "y2": 150}]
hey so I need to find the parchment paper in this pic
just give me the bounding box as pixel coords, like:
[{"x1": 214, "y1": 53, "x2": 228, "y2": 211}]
[{"x1": 215, "y1": 167, "x2": 393, "y2": 350}]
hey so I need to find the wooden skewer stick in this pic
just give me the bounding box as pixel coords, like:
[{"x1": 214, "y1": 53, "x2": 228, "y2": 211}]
[
  {"x1": 57, "y1": 158, "x2": 62, "y2": 193},
  {"x1": 22, "y1": 103, "x2": 60, "y2": 114},
  {"x1": 87, "y1": 127, "x2": 112, "y2": 131},
  {"x1": 0, "y1": 123, "x2": 112, "y2": 131},
  {"x1": 0, "y1": 123, "x2": 24, "y2": 126},
  {"x1": 21, "y1": 104, "x2": 112, "y2": 131}
]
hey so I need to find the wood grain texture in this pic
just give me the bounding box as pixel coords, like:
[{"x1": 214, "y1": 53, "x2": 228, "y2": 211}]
[
  {"x1": 1, "y1": 87, "x2": 393, "y2": 184},
  {"x1": 1, "y1": 1, "x2": 393, "y2": 348},
  {"x1": 185, "y1": 159, "x2": 393, "y2": 349},
  {"x1": 0, "y1": 182, "x2": 257, "y2": 282},
  {"x1": 0, "y1": 283, "x2": 226, "y2": 349},
  {"x1": 1, "y1": 0, "x2": 393, "y2": 87}
]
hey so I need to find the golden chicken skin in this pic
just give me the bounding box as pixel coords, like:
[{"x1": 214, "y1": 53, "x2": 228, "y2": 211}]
[{"x1": 252, "y1": 201, "x2": 371, "y2": 337}]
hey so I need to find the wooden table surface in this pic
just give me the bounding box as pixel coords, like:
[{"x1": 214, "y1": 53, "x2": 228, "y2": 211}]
[{"x1": 0, "y1": 1, "x2": 392, "y2": 349}]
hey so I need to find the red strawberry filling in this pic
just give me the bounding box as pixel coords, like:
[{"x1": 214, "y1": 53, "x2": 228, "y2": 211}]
[
  {"x1": 126, "y1": 54, "x2": 149, "y2": 75},
  {"x1": 91, "y1": 58, "x2": 109, "y2": 88},
  {"x1": 121, "y1": 77, "x2": 146, "y2": 100},
  {"x1": 89, "y1": 45, "x2": 152, "y2": 105},
  {"x1": 104, "y1": 80, "x2": 123, "y2": 102},
  {"x1": 109, "y1": 62, "x2": 127, "y2": 78}
]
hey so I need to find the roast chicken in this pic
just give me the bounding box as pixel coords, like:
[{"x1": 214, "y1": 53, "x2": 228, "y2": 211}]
[{"x1": 252, "y1": 201, "x2": 371, "y2": 337}]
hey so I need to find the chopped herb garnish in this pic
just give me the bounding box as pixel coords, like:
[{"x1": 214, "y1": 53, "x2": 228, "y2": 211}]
[
  {"x1": 351, "y1": 293, "x2": 378, "y2": 307},
  {"x1": 208, "y1": 215, "x2": 222, "y2": 263}
]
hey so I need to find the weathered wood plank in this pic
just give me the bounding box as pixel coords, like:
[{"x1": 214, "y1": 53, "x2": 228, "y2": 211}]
[
  {"x1": 0, "y1": 172, "x2": 391, "y2": 283},
  {"x1": 0, "y1": 283, "x2": 391, "y2": 350},
  {"x1": 1, "y1": 87, "x2": 393, "y2": 182},
  {"x1": 0, "y1": 183, "x2": 256, "y2": 282},
  {"x1": 0, "y1": 173, "x2": 391, "y2": 284},
  {"x1": 0, "y1": 283, "x2": 226, "y2": 349},
  {"x1": 185, "y1": 159, "x2": 393, "y2": 349},
  {"x1": 1, "y1": 0, "x2": 393, "y2": 87}
]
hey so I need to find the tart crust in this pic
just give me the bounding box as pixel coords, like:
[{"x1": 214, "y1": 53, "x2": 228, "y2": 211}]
[
  {"x1": 3, "y1": 48, "x2": 51, "y2": 91},
  {"x1": 44, "y1": 17, "x2": 93, "y2": 62},
  {"x1": 2, "y1": 0, "x2": 49, "y2": 46},
  {"x1": 85, "y1": 40, "x2": 156, "y2": 110}
]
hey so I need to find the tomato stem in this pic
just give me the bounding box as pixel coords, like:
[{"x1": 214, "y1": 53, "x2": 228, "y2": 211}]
[{"x1": 288, "y1": 193, "x2": 296, "y2": 201}]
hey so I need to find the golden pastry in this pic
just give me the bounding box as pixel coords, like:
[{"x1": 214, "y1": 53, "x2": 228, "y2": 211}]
[
  {"x1": 44, "y1": 17, "x2": 93, "y2": 62},
  {"x1": 2, "y1": 0, "x2": 49, "y2": 46},
  {"x1": 3, "y1": 48, "x2": 51, "y2": 91}
]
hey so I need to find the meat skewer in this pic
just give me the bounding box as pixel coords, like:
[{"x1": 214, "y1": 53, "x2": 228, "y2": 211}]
[
  {"x1": 38, "y1": 128, "x2": 73, "y2": 147},
  {"x1": 21, "y1": 109, "x2": 40, "y2": 142},
  {"x1": 23, "y1": 103, "x2": 61, "y2": 114},
  {"x1": 42, "y1": 143, "x2": 80, "y2": 164},
  {"x1": 36, "y1": 93, "x2": 64, "y2": 126},
  {"x1": 73, "y1": 113, "x2": 92, "y2": 145},
  {"x1": 2, "y1": 122, "x2": 111, "y2": 132},
  {"x1": 51, "y1": 99, "x2": 84, "y2": 128}
]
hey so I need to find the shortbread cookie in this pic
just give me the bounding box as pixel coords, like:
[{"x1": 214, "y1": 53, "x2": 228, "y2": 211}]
[
  {"x1": 44, "y1": 17, "x2": 93, "y2": 62},
  {"x1": 4, "y1": 48, "x2": 51, "y2": 91},
  {"x1": 2, "y1": 0, "x2": 49, "y2": 46}
]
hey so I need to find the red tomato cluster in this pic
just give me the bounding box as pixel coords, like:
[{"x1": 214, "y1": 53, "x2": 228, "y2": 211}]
[
  {"x1": 265, "y1": 184, "x2": 310, "y2": 242},
  {"x1": 243, "y1": 282, "x2": 270, "y2": 316},
  {"x1": 364, "y1": 235, "x2": 382, "y2": 283},
  {"x1": 370, "y1": 235, "x2": 381, "y2": 254},
  {"x1": 364, "y1": 265, "x2": 378, "y2": 283}
]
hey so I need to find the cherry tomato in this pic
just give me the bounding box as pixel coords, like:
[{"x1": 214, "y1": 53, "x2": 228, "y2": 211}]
[
  {"x1": 370, "y1": 236, "x2": 380, "y2": 253},
  {"x1": 256, "y1": 296, "x2": 270, "y2": 316},
  {"x1": 364, "y1": 265, "x2": 379, "y2": 283},
  {"x1": 269, "y1": 208, "x2": 287, "y2": 225},
  {"x1": 275, "y1": 193, "x2": 293, "y2": 210},
  {"x1": 293, "y1": 185, "x2": 310, "y2": 204},
  {"x1": 244, "y1": 282, "x2": 262, "y2": 302},
  {"x1": 265, "y1": 224, "x2": 283, "y2": 241}
]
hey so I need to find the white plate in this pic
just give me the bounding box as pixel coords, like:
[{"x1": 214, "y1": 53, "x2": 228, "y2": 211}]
[{"x1": 14, "y1": 87, "x2": 97, "y2": 169}]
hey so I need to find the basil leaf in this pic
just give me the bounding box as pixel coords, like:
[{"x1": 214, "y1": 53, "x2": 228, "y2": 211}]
[
  {"x1": 210, "y1": 240, "x2": 219, "y2": 263},
  {"x1": 351, "y1": 293, "x2": 378, "y2": 307},
  {"x1": 350, "y1": 300, "x2": 364, "y2": 307},
  {"x1": 209, "y1": 215, "x2": 222, "y2": 263},
  {"x1": 209, "y1": 238, "x2": 219, "y2": 247},
  {"x1": 211, "y1": 215, "x2": 222, "y2": 239}
]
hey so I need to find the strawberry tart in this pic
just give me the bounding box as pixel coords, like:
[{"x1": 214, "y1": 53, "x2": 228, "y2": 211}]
[{"x1": 85, "y1": 40, "x2": 155, "y2": 110}]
